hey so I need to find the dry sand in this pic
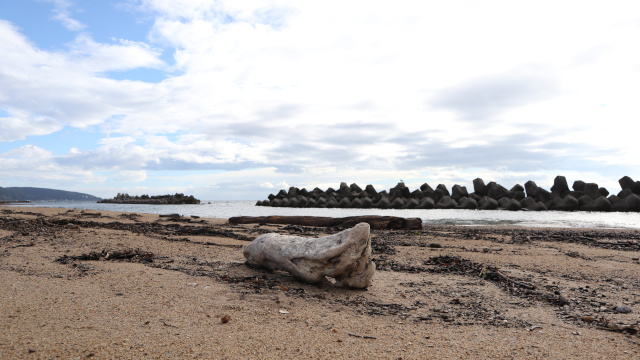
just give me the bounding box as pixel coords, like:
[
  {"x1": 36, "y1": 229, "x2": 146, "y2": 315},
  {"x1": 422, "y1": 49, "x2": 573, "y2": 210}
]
[{"x1": 1, "y1": 206, "x2": 639, "y2": 359}]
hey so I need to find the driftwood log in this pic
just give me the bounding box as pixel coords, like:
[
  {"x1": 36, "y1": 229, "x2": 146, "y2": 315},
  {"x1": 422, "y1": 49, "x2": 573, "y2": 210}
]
[
  {"x1": 229, "y1": 215, "x2": 422, "y2": 230},
  {"x1": 244, "y1": 223, "x2": 375, "y2": 288}
]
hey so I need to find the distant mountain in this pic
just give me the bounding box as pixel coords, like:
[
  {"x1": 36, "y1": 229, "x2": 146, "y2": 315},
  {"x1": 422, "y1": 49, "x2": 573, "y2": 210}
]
[{"x1": 0, "y1": 187, "x2": 101, "y2": 201}]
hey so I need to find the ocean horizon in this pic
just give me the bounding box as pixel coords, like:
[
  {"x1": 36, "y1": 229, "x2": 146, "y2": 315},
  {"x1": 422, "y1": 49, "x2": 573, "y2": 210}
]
[{"x1": 7, "y1": 200, "x2": 640, "y2": 230}]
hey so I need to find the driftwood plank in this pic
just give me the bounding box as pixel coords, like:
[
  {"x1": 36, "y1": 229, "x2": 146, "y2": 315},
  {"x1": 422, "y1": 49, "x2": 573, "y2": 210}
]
[{"x1": 228, "y1": 215, "x2": 422, "y2": 230}]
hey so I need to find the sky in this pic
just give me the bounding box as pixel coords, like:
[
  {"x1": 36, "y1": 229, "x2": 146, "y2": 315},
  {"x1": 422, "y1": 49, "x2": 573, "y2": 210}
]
[{"x1": 1, "y1": 1, "x2": 640, "y2": 200}]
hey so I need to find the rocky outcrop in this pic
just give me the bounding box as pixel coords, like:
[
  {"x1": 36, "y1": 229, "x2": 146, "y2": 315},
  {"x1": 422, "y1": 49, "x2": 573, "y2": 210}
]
[
  {"x1": 257, "y1": 176, "x2": 640, "y2": 212},
  {"x1": 98, "y1": 193, "x2": 200, "y2": 205}
]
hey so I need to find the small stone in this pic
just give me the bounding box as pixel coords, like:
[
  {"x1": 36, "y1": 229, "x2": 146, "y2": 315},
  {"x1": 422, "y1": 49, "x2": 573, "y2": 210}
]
[
  {"x1": 220, "y1": 315, "x2": 231, "y2": 324},
  {"x1": 614, "y1": 306, "x2": 632, "y2": 314},
  {"x1": 279, "y1": 310, "x2": 289, "y2": 314},
  {"x1": 187, "y1": 283, "x2": 198, "y2": 287},
  {"x1": 581, "y1": 316, "x2": 594, "y2": 323},
  {"x1": 332, "y1": 328, "x2": 338, "y2": 333}
]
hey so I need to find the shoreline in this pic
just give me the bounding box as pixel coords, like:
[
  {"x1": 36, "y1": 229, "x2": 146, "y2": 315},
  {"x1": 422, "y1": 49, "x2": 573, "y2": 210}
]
[
  {"x1": 7, "y1": 201, "x2": 640, "y2": 230},
  {"x1": 1, "y1": 206, "x2": 639, "y2": 359}
]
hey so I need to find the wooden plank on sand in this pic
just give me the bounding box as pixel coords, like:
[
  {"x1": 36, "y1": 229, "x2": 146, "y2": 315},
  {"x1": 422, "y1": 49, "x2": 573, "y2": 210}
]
[{"x1": 228, "y1": 215, "x2": 423, "y2": 230}]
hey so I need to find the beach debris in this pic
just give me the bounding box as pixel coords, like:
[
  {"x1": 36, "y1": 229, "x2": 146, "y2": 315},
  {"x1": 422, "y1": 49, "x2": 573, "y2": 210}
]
[
  {"x1": 56, "y1": 249, "x2": 154, "y2": 263},
  {"x1": 243, "y1": 223, "x2": 375, "y2": 288},
  {"x1": 230, "y1": 215, "x2": 422, "y2": 230},
  {"x1": 220, "y1": 315, "x2": 231, "y2": 324},
  {"x1": 79, "y1": 211, "x2": 102, "y2": 218},
  {"x1": 348, "y1": 333, "x2": 377, "y2": 339}
]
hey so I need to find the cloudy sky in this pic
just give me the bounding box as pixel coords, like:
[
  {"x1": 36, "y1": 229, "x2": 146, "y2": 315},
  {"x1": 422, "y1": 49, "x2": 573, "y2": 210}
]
[{"x1": 1, "y1": 1, "x2": 639, "y2": 200}]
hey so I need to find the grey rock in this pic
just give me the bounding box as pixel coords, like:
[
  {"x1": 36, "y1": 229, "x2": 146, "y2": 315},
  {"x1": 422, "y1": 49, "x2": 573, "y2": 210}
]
[
  {"x1": 458, "y1": 197, "x2": 478, "y2": 209},
  {"x1": 479, "y1": 196, "x2": 499, "y2": 210},
  {"x1": 501, "y1": 199, "x2": 523, "y2": 211},
  {"x1": 580, "y1": 196, "x2": 611, "y2": 212},
  {"x1": 338, "y1": 197, "x2": 351, "y2": 208},
  {"x1": 611, "y1": 193, "x2": 640, "y2": 212},
  {"x1": 436, "y1": 184, "x2": 450, "y2": 197},
  {"x1": 451, "y1": 185, "x2": 469, "y2": 200},
  {"x1": 584, "y1": 183, "x2": 600, "y2": 199},
  {"x1": 532, "y1": 187, "x2": 552, "y2": 203},
  {"x1": 391, "y1": 197, "x2": 406, "y2": 209},
  {"x1": 473, "y1": 178, "x2": 488, "y2": 196},
  {"x1": 420, "y1": 183, "x2": 434, "y2": 192},
  {"x1": 550, "y1": 195, "x2": 579, "y2": 211},
  {"x1": 614, "y1": 306, "x2": 632, "y2": 314},
  {"x1": 572, "y1": 180, "x2": 586, "y2": 192},
  {"x1": 551, "y1": 176, "x2": 570, "y2": 196},
  {"x1": 404, "y1": 198, "x2": 420, "y2": 209},
  {"x1": 524, "y1": 180, "x2": 538, "y2": 198},
  {"x1": 376, "y1": 197, "x2": 392, "y2": 209},
  {"x1": 619, "y1": 176, "x2": 635, "y2": 190},
  {"x1": 487, "y1": 183, "x2": 511, "y2": 200},
  {"x1": 435, "y1": 196, "x2": 458, "y2": 209},
  {"x1": 418, "y1": 197, "x2": 435, "y2": 209}
]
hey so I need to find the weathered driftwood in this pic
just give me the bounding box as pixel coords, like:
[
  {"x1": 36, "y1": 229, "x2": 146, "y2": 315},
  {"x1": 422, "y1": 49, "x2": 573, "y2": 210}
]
[
  {"x1": 229, "y1": 215, "x2": 422, "y2": 230},
  {"x1": 243, "y1": 223, "x2": 375, "y2": 289}
]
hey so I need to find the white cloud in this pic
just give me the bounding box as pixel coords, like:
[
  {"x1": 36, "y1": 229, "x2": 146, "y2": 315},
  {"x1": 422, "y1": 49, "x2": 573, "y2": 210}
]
[
  {"x1": 0, "y1": 114, "x2": 61, "y2": 142},
  {"x1": 0, "y1": 145, "x2": 105, "y2": 185},
  {"x1": 43, "y1": 0, "x2": 86, "y2": 31},
  {"x1": 117, "y1": 170, "x2": 148, "y2": 182},
  {"x1": 68, "y1": 35, "x2": 165, "y2": 73},
  {"x1": 0, "y1": 20, "x2": 164, "y2": 138}
]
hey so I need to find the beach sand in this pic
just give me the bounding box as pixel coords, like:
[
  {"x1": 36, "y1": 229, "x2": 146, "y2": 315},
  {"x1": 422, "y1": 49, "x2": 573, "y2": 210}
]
[{"x1": 1, "y1": 206, "x2": 639, "y2": 359}]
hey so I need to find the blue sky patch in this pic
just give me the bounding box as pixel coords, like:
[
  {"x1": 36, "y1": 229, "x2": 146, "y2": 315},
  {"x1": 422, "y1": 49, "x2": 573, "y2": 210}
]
[
  {"x1": 103, "y1": 67, "x2": 169, "y2": 83},
  {"x1": 0, "y1": 126, "x2": 104, "y2": 156},
  {"x1": 0, "y1": 1, "x2": 75, "y2": 51},
  {"x1": 0, "y1": 1, "x2": 154, "y2": 52}
]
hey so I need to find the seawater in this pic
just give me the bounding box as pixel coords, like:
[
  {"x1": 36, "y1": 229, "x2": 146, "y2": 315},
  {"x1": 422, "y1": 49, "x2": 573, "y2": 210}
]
[{"x1": 10, "y1": 200, "x2": 640, "y2": 230}]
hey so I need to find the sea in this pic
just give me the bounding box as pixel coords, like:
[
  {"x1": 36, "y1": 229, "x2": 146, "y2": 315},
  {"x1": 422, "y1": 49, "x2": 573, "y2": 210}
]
[{"x1": 8, "y1": 200, "x2": 640, "y2": 230}]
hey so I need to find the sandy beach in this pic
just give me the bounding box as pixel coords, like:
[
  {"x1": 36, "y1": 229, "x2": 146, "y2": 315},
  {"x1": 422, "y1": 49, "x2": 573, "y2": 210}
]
[{"x1": 1, "y1": 206, "x2": 639, "y2": 359}]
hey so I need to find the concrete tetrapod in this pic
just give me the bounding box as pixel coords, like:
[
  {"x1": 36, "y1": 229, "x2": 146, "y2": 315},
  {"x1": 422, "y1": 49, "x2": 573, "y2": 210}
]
[{"x1": 243, "y1": 223, "x2": 375, "y2": 289}]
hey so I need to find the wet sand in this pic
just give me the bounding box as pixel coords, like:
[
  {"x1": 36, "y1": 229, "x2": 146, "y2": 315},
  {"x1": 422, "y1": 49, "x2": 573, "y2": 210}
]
[{"x1": 1, "y1": 206, "x2": 639, "y2": 359}]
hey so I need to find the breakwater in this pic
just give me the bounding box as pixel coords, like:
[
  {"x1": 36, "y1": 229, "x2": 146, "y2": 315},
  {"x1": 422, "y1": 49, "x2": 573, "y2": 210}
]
[{"x1": 256, "y1": 175, "x2": 640, "y2": 212}]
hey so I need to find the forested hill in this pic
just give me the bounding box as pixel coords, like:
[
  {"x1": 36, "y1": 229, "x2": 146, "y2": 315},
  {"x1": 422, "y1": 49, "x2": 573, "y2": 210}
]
[{"x1": 0, "y1": 187, "x2": 101, "y2": 201}]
